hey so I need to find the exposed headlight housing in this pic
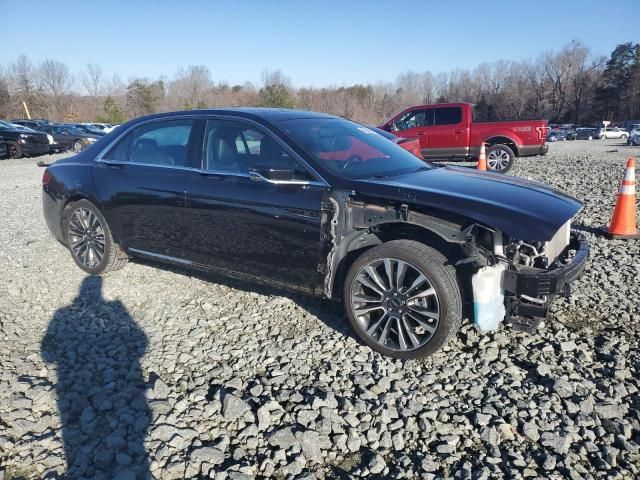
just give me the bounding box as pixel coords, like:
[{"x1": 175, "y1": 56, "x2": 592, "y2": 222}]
[{"x1": 19, "y1": 133, "x2": 30, "y2": 139}]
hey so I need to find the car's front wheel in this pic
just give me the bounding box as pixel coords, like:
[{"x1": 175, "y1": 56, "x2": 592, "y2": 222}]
[
  {"x1": 64, "y1": 199, "x2": 128, "y2": 274},
  {"x1": 72, "y1": 140, "x2": 84, "y2": 152},
  {"x1": 344, "y1": 240, "x2": 462, "y2": 359},
  {"x1": 7, "y1": 141, "x2": 22, "y2": 159},
  {"x1": 486, "y1": 144, "x2": 515, "y2": 173}
]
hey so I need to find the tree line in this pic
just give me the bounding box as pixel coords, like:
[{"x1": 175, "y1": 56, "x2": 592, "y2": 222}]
[{"x1": 1, "y1": 41, "x2": 639, "y2": 126}]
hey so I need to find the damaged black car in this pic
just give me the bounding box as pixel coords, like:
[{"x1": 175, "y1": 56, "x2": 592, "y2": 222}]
[{"x1": 42, "y1": 109, "x2": 589, "y2": 359}]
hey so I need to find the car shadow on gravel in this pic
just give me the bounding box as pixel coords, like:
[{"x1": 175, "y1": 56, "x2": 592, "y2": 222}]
[
  {"x1": 41, "y1": 276, "x2": 150, "y2": 479},
  {"x1": 133, "y1": 258, "x2": 364, "y2": 345}
]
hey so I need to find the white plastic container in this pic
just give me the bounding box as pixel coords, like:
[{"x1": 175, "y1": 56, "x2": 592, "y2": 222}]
[{"x1": 472, "y1": 263, "x2": 507, "y2": 332}]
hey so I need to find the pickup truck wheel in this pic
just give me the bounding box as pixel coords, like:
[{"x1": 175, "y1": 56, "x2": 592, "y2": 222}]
[
  {"x1": 486, "y1": 145, "x2": 515, "y2": 173},
  {"x1": 7, "y1": 141, "x2": 22, "y2": 159},
  {"x1": 344, "y1": 240, "x2": 462, "y2": 359}
]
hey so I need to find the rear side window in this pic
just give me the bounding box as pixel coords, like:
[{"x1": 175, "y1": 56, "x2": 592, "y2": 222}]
[
  {"x1": 129, "y1": 120, "x2": 194, "y2": 167},
  {"x1": 103, "y1": 132, "x2": 133, "y2": 161},
  {"x1": 434, "y1": 107, "x2": 462, "y2": 125}
]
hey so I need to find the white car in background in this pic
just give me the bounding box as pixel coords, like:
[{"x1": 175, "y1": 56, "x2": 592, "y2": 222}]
[{"x1": 598, "y1": 127, "x2": 629, "y2": 140}]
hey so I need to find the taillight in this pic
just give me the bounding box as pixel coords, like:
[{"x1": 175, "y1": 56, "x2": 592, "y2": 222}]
[{"x1": 42, "y1": 169, "x2": 52, "y2": 186}]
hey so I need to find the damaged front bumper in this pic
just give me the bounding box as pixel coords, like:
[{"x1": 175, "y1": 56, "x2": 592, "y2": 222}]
[{"x1": 502, "y1": 232, "x2": 589, "y2": 330}]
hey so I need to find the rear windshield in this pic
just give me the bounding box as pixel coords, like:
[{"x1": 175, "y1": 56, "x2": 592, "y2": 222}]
[{"x1": 277, "y1": 118, "x2": 430, "y2": 179}]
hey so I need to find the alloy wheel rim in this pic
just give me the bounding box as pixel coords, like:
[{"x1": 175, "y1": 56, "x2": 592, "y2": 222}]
[
  {"x1": 8, "y1": 144, "x2": 17, "y2": 158},
  {"x1": 487, "y1": 149, "x2": 510, "y2": 171},
  {"x1": 350, "y1": 258, "x2": 440, "y2": 352},
  {"x1": 68, "y1": 208, "x2": 105, "y2": 268},
  {"x1": 73, "y1": 142, "x2": 82, "y2": 152}
]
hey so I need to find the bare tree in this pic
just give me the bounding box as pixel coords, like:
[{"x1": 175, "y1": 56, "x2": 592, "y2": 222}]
[
  {"x1": 81, "y1": 63, "x2": 103, "y2": 98},
  {"x1": 39, "y1": 59, "x2": 73, "y2": 119}
]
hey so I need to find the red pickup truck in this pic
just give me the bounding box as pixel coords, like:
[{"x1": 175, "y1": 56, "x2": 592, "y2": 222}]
[{"x1": 379, "y1": 102, "x2": 548, "y2": 172}]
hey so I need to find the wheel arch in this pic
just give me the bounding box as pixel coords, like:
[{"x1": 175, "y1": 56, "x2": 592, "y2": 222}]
[
  {"x1": 60, "y1": 193, "x2": 119, "y2": 245},
  {"x1": 484, "y1": 136, "x2": 519, "y2": 156},
  {"x1": 328, "y1": 220, "x2": 469, "y2": 302}
]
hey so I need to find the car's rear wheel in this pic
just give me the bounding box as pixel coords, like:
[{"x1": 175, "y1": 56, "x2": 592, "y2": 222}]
[
  {"x1": 7, "y1": 141, "x2": 22, "y2": 159},
  {"x1": 486, "y1": 144, "x2": 515, "y2": 173},
  {"x1": 72, "y1": 140, "x2": 84, "y2": 152},
  {"x1": 65, "y1": 199, "x2": 128, "y2": 274},
  {"x1": 344, "y1": 240, "x2": 462, "y2": 359}
]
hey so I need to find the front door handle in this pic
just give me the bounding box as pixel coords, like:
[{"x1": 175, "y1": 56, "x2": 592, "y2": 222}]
[
  {"x1": 455, "y1": 129, "x2": 464, "y2": 134},
  {"x1": 416, "y1": 132, "x2": 427, "y2": 136}
]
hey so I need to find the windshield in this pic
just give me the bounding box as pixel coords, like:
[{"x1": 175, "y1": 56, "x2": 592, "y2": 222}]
[{"x1": 277, "y1": 118, "x2": 430, "y2": 179}]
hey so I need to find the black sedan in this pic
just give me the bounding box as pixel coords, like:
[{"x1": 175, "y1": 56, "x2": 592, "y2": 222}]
[
  {"x1": 42, "y1": 109, "x2": 589, "y2": 359},
  {"x1": 0, "y1": 120, "x2": 50, "y2": 158},
  {"x1": 37, "y1": 124, "x2": 100, "y2": 152}
]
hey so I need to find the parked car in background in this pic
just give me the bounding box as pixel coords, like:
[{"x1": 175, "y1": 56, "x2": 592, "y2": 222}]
[
  {"x1": 72, "y1": 124, "x2": 107, "y2": 136},
  {"x1": 87, "y1": 123, "x2": 119, "y2": 133},
  {"x1": 598, "y1": 127, "x2": 629, "y2": 140},
  {"x1": 379, "y1": 102, "x2": 548, "y2": 173},
  {"x1": 546, "y1": 130, "x2": 566, "y2": 142},
  {"x1": 563, "y1": 129, "x2": 577, "y2": 140},
  {"x1": 626, "y1": 125, "x2": 640, "y2": 145},
  {"x1": 11, "y1": 119, "x2": 51, "y2": 130},
  {"x1": 575, "y1": 128, "x2": 598, "y2": 140},
  {"x1": 0, "y1": 120, "x2": 50, "y2": 158},
  {"x1": 41, "y1": 108, "x2": 589, "y2": 359},
  {"x1": 367, "y1": 126, "x2": 422, "y2": 158},
  {"x1": 37, "y1": 124, "x2": 101, "y2": 152}
]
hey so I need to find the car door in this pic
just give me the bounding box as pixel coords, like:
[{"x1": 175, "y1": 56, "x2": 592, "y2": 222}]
[
  {"x1": 184, "y1": 118, "x2": 326, "y2": 291},
  {"x1": 391, "y1": 108, "x2": 433, "y2": 153},
  {"x1": 427, "y1": 106, "x2": 468, "y2": 158},
  {"x1": 93, "y1": 118, "x2": 198, "y2": 259}
]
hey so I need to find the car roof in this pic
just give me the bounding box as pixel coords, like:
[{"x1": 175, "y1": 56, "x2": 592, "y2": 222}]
[{"x1": 132, "y1": 107, "x2": 337, "y2": 124}]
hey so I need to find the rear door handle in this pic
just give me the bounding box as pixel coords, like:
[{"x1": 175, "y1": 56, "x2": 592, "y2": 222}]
[
  {"x1": 455, "y1": 129, "x2": 464, "y2": 134},
  {"x1": 416, "y1": 132, "x2": 427, "y2": 136}
]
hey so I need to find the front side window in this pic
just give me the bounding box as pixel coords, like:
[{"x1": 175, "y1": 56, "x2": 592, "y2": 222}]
[
  {"x1": 129, "y1": 120, "x2": 194, "y2": 167},
  {"x1": 394, "y1": 109, "x2": 433, "y2": 131},
  {"x1": 434, "y1": 107, "x2": 462, "y2": 125},
  {"x1": 278, "y1": 118, "x2": 431, "y2": 180},
  {"x1": 202, "y1": 120, "x2": 310, "y2": 179}
]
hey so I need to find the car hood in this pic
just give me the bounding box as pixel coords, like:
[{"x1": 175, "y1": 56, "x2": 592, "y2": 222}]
[{"x1": 352, "y1": 166, "x2": 583, "y2": 241}]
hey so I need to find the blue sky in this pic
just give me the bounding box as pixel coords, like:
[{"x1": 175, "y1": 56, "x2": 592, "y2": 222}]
[{"x1": 2, "y1": 0, "x2": 638, "y2": 87}]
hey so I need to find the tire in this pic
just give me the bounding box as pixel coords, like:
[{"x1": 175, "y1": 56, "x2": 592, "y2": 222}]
[
  {"x1": 64, "y1": 199, "x2": 128, "y2": 274},
  {"x1": 72, "y1": 140, "x2": 84, "y2": 152},
  {"x1": 486, "y1": 144, "x2": 515, "y2": 173},
  {"x1": 7, "y1": 141, "x2": 22, "y2": 159},
  {"x1": 343, "y1": 240, "x2": 462, "y2": 359},
  {"x1": 621, "y1": 134, "x2": 628, "y2": 140}
]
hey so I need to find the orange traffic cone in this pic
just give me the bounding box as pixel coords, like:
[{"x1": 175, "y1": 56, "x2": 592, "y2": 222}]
[
  {"x1": 477, "y1": 143, "x2": 487, "y2": 171},
  {"x1": 606, "y1": 157, "x2": 639, "y2": 239}
]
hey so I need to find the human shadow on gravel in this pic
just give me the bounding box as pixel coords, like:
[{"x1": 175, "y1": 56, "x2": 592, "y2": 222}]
[
  {"x1": 41, "y1": 276, "x2": 150, "y2": 479},
  {"x1": 133, "y1": 258, "x2": 362, "y2": 345}
]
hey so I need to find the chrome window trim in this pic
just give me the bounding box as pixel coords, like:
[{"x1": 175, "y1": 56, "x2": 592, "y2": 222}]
[
  {"x1": 96, "y1": 158, "x2": 326, "y2": 186},
  {"x1": 94, "y1": 113, "x2": 330, "y2": 187},
  {"x1": 200, "y1": 115, "x2": 329, "y2": 186}
]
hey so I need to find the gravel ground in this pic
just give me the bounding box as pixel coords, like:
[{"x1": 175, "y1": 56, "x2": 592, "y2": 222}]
[{"x1": 0, "y1": 139, "x2": 639, "y2": 479}]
